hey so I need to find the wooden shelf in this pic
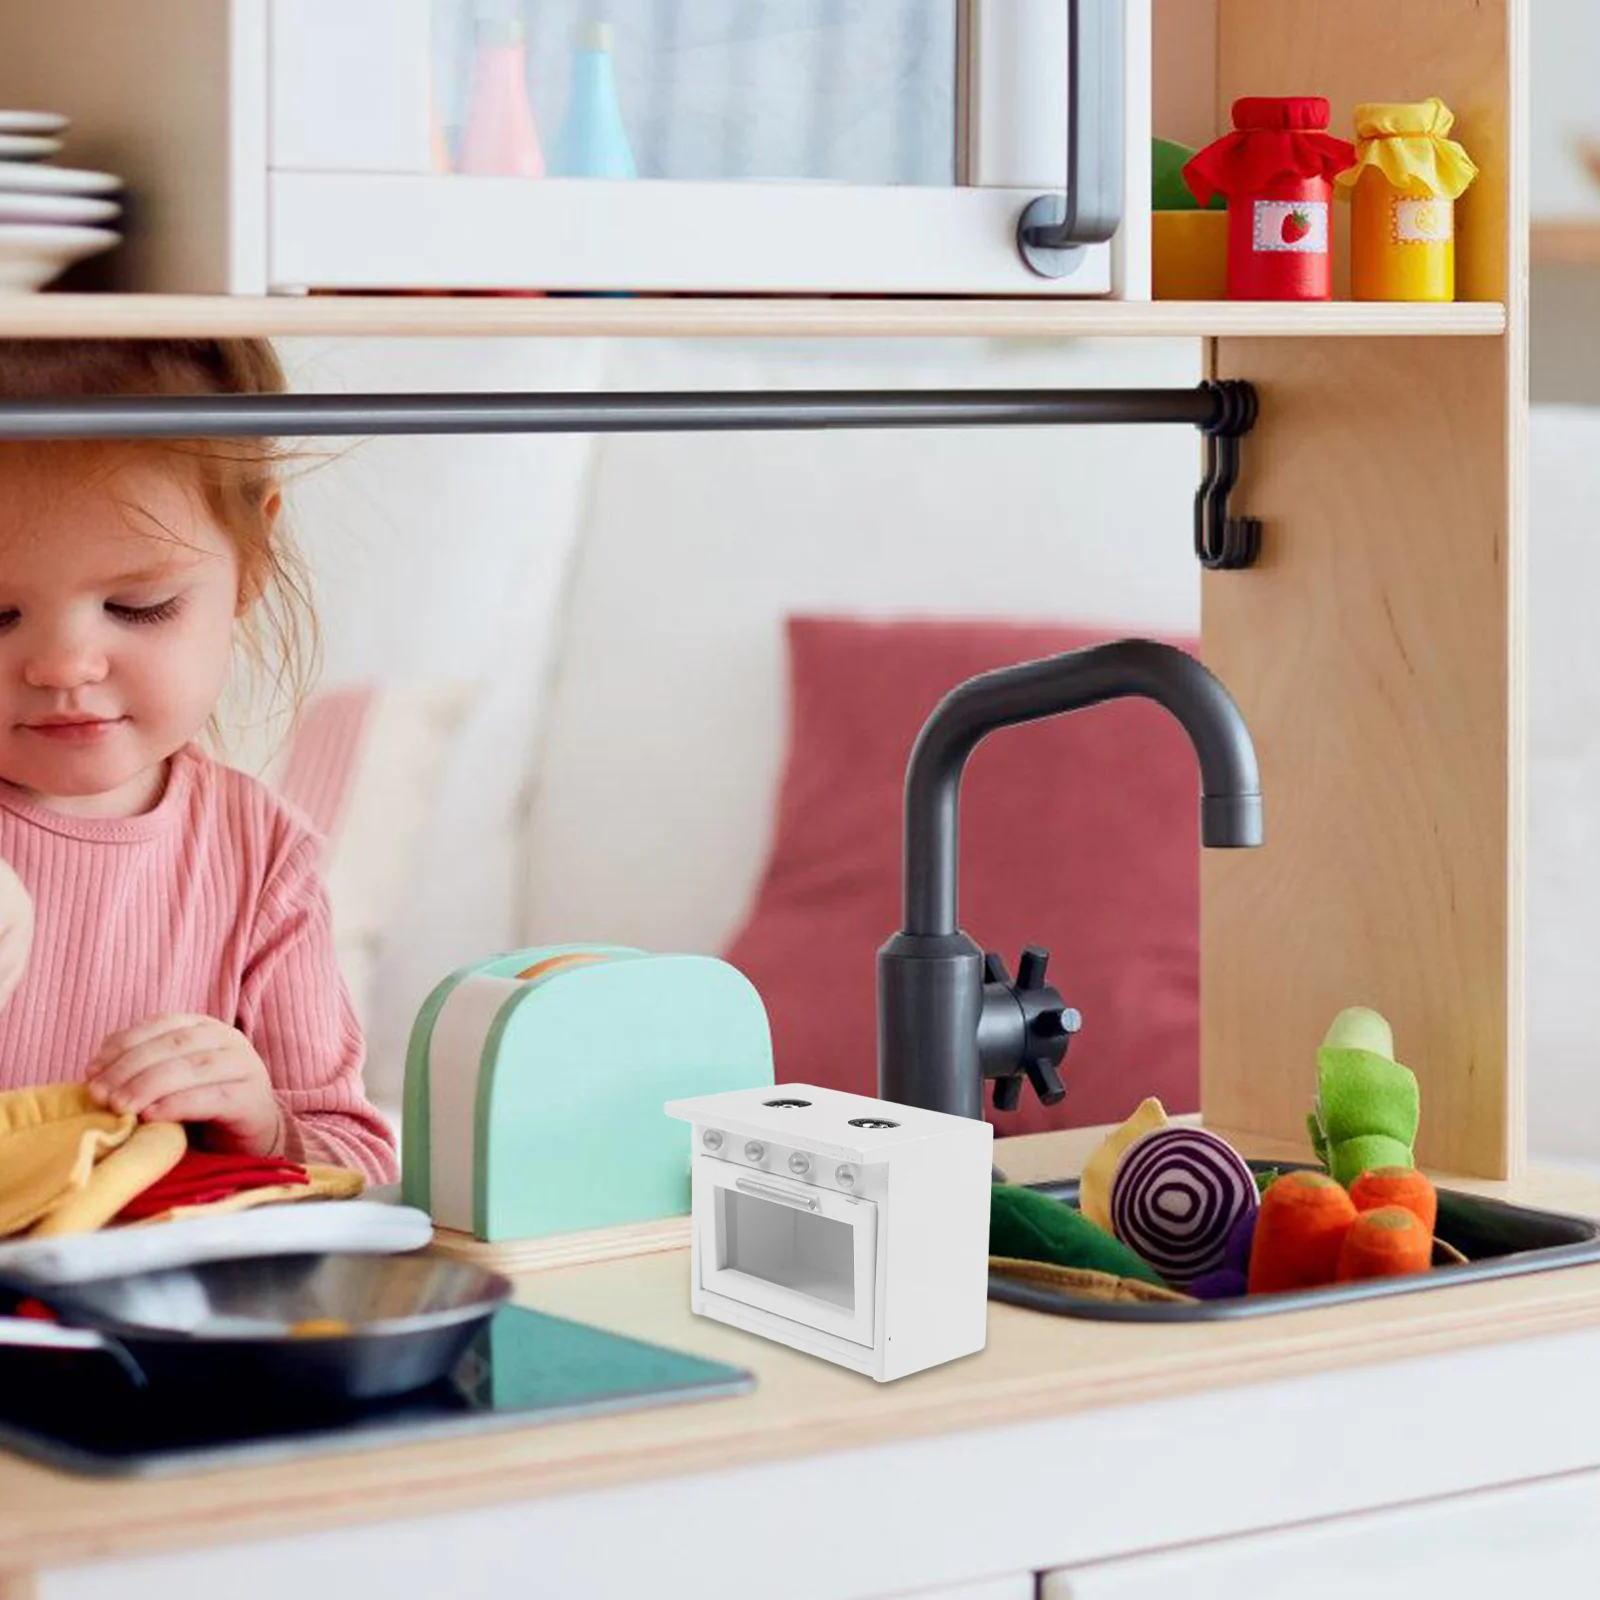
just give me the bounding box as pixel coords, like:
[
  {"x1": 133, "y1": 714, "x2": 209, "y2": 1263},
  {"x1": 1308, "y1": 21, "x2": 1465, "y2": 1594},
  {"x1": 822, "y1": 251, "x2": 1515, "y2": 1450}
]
[
  {"x1": 0, "y1": 294, "x2": 1509, "y2": 341},
  {"x1": 1533, "y1": 221, "x2": 1600, "y2": 266}
]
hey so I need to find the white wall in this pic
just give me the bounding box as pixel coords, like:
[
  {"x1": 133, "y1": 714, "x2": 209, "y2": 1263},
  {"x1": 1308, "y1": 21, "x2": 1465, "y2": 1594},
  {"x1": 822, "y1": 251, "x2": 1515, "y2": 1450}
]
[
  {"x1": 268, "y1": 334, "x2": 1201, "y2": 1106},
  {"x1": 1531, "y1": 0, "x2": 1600, "y2": 219},
  {"x1": 265, "y1": 334, "x2": 1600, "y2": 1171}
]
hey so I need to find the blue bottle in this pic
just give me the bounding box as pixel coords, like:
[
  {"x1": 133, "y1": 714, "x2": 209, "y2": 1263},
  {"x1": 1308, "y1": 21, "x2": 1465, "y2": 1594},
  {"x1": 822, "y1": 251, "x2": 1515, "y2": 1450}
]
[{"x1": 553, "y1": 21, "x2": 637, "y2": 179}]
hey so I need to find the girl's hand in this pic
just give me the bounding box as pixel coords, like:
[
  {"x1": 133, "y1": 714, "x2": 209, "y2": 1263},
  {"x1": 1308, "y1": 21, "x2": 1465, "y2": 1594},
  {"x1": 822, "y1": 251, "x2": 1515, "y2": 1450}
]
[
  {"x1": 0, "y1": 858, "x2": 33, "y2": 1010},
  {"x1": 85, "y1": 1014, "x2": 285, "y2": 1157}
]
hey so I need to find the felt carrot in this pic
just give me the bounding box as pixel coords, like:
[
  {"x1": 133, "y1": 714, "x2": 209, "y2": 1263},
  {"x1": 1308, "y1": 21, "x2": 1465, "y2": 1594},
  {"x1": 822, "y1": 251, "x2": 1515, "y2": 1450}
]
[
  {"x1": 1336, "y1": 1205, "x2": 1433, "y2": 1281},
  {"x1": 1247, "y1": 1171, "x2": 1357, "y2": 1294},
  {"x1": 1348, "y1": 1166, "x2": 1438, "y2": 1236}
]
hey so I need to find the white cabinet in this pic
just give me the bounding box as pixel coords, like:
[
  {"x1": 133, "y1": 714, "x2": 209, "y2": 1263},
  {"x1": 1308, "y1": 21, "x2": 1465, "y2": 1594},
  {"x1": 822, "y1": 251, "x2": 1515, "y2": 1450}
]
[
  {"x1": 0, "y1": 0, "x2": 1151, "y2": 297},
  {"x1": 1041, "y1": 1469, "x2": 1600, "y2": 1599}
]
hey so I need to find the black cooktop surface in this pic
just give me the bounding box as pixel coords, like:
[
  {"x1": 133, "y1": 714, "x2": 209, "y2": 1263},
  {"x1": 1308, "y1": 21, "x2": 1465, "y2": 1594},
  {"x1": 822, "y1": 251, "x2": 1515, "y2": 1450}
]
[{"x1": 0, "y1": 1304, "x2": 755, "y2": 1478}]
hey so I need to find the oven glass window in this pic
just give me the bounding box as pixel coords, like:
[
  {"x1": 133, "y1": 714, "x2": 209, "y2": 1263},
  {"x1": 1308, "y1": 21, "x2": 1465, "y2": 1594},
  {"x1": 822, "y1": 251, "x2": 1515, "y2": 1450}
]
[{"x1": 718, "y1": 1188, "x2": 856, "y2": 1311}]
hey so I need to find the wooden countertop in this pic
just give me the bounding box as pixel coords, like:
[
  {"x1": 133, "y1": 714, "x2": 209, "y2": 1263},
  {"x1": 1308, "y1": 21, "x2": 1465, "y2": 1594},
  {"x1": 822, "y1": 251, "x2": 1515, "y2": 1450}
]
[{"x1": 3, "y1": 1126, "x2": 1600, "y2": 1574}]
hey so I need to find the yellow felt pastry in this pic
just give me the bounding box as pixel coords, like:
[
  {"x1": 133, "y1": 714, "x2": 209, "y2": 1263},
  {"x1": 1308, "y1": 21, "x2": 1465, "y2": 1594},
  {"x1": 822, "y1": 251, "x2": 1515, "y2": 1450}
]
[
  {"x1": 1078, "y1": 1096, "x2": 1169, "y2": 1233},
  {"x1": 29, "y1": 1120, "x2": 189, "y2": 1237},
  {"x1": 131, "y1": 1164, "x2": 365, "y2": 1225},
  {"x1": 0, "y1": 1083, "x2": 137, "y2": 1238}
]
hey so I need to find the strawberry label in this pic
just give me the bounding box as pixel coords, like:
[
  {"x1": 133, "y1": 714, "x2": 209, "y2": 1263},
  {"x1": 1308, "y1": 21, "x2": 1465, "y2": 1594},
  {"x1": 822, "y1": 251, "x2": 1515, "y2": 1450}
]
[{"x1": 1252, "y1": 199, "x2": 1329, "y2": 254}]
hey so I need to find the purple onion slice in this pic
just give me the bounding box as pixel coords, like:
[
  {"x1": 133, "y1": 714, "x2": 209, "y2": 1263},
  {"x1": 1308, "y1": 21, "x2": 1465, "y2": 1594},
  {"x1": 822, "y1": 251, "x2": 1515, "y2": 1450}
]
[{"x1": 1109, "y1": 1126, "x2": 1259, "y2": 1287}]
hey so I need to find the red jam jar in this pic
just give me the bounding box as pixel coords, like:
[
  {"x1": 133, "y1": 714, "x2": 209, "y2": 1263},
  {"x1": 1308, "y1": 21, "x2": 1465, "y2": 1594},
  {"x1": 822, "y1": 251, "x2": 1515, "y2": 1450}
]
[{"x1": 1183, "y1": 97, "x2": 1355, "y2": 301}]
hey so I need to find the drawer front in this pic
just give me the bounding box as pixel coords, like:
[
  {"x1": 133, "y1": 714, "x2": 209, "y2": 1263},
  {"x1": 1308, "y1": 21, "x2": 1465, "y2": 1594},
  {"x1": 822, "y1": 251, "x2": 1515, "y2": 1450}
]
[
  {"x1": 694, "y1": 1155, "x2": 878, "y2": 1347},
  {"x1": 1042, "y1": 1468, "x2": 1600, "y2": 1599}
]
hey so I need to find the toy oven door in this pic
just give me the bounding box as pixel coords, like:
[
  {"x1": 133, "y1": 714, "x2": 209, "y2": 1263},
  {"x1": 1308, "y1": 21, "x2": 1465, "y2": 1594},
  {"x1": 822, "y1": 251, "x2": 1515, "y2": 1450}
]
[{"x1": 694, "y1": 1157, "x2": 878, "y2": 1347}]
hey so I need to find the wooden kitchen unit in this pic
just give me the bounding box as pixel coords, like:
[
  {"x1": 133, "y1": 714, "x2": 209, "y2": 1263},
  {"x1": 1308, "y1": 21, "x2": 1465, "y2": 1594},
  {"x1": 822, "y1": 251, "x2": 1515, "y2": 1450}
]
[
  {"x1": 0, "y1": 0, "x2": 1570, "y2": 1596},
  {"x1": 3, "y1": 1127, "x2": 1600, "y2": 1599}
]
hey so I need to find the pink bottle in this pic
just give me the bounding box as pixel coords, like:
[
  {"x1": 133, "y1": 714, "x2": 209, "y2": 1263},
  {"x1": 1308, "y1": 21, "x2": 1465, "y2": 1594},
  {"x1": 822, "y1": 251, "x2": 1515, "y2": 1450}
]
[{"x1": 456, "y1": 16, "x2": 545, "y2": 178}]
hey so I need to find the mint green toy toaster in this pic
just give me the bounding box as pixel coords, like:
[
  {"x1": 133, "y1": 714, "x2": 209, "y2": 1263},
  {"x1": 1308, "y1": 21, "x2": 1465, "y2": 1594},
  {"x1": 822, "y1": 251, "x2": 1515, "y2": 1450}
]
[{"x1": 401, "y1": 945, "x2": 774, "y2": 1242}]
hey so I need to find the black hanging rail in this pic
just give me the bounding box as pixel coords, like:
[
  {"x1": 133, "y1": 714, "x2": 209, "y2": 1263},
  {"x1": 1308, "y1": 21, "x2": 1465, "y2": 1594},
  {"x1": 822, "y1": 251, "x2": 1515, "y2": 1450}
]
[{"x1": 0, "y1": 378, "x2": 1262, "y2": 570}]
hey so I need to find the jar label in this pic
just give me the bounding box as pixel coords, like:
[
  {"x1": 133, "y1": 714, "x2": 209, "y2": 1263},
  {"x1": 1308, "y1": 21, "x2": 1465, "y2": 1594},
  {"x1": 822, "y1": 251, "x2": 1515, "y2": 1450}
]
[
  {"x1": 1391, "y1": 197, "x2": 1453, "y2": 245},
  {"x1": 1252, "y1": 200, "x2": 1328, "y2": 254}
]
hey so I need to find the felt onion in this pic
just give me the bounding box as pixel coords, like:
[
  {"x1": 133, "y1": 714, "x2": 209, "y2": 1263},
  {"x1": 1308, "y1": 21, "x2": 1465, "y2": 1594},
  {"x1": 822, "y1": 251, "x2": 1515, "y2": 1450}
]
[{"x1": 1109, "y1": 1127, "x2": 1259, "y2": 1287}]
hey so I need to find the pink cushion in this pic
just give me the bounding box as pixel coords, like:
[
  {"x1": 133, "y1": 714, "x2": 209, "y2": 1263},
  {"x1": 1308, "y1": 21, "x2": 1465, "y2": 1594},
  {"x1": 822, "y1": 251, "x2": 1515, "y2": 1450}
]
[{"x1": 723, "y1": 617, "x2": 1202, "y2": 1138}]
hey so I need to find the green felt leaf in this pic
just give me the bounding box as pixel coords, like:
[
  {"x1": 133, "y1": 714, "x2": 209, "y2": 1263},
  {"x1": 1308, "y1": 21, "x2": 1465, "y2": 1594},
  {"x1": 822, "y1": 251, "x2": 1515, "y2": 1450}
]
[
  {"x1": 1329, "y1": 1133, "x2": 1415, "y2": 1188},
  {"x1": 990, "y1": 1184, "x2": 1165, "y2": 1286},
  {"x1": 1153, "y1": 136, "x2": 1226, "y2": 211},
  {"x1": 1317, "y1": 1046, "x2": 1420, "y2": 1147}
]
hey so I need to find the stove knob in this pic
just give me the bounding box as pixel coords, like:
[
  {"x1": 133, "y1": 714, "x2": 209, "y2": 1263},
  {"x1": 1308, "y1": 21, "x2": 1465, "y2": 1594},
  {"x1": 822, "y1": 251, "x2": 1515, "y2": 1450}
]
[
  {"x1": 835, "y1": 1164, "x2": 857, "y2": 1188},
  {"x1": 701, "y1": 1129, "x2": 723, "y2": 1152},
  {"x1": 744, "y1": 1140, "x2": 766, "y2": 1163},
  {"x1": 788, "y1": 1152, "x2": 810, "y2": 1176}
]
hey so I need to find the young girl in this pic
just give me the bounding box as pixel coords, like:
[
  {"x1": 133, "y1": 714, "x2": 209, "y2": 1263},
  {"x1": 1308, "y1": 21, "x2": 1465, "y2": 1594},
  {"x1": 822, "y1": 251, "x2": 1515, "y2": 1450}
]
[{"x1": 0, "y1": 340, "x2": 397, "y2": 1184}]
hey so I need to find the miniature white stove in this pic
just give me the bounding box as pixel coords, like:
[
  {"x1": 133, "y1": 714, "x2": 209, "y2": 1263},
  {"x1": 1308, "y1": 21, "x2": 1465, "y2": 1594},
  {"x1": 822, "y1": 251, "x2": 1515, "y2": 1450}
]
[{"x1": 664, "y1": 1084, "x2": 993, "y2": 1382}]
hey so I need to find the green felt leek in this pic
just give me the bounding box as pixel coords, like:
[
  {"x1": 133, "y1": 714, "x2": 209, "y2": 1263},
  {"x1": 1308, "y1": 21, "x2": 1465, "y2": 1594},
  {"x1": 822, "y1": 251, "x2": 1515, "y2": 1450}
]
[{"x1": 1307, "y1": 1008, "x2": 1420, "y2": 1187}]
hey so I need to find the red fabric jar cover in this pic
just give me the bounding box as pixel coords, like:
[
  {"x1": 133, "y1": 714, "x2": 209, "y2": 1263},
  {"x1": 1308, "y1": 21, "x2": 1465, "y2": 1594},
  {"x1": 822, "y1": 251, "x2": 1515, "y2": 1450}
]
[{"x1": 1184, "y1": 97, "x2": 1355, "y2": 301}]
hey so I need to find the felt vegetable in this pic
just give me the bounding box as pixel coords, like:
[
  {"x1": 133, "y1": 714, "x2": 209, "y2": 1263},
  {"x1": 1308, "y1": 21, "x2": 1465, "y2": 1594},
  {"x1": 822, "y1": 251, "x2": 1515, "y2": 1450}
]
[
  {"x1": 1078, "y1": 1096, "x2": 1168, "y2": 1232},
  {"x1": 1188, "y1": 1267, "x2": 1247, "y2": 1301},
  {"x1": 1349, "y1": 1167, "x2": 1438, "y2": 1236},
  {"x1": 1247, "y1": 1171, "x2": 1357, "y2": 1294},
  {"x1": 1307, "y1": 1007, "x2": 1420, "y2": 1186},
  {"x1": 990, "y1": 1183, "x2": 1165, "y2": 1287},
  {"x1": 1109, "y1": 1127, "x2": 1258, "y2": 1288},
  {"x1": 1188, "y1": 1208, "x2": 1259, "y2": 1301},
  {"x1": 1336, "y1": 1205, "x2": 1433, "y2": 1281}
]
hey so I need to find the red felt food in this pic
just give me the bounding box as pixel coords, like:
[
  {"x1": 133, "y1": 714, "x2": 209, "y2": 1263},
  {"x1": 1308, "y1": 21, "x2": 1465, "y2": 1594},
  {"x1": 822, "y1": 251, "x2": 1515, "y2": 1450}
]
[
  {"x1": 115, "y1": 1149, "x2": 311, "y2": 1221},
  {"x1": 723, "y1": 617, "x2": 1202, "y2": 1137}
]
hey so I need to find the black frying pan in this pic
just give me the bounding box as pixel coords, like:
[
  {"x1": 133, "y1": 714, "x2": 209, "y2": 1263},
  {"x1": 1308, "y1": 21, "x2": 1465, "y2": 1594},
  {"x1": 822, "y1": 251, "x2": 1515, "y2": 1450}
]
[{"x1": 0, "y1": 1252, "x2": 513, "y2": 1405}]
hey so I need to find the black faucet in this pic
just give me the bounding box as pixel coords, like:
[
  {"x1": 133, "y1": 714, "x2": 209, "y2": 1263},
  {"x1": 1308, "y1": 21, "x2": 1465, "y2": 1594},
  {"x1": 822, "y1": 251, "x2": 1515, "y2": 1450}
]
[{"x1": 877, "y1": 639, "x2": 1263, "y2": 1122}]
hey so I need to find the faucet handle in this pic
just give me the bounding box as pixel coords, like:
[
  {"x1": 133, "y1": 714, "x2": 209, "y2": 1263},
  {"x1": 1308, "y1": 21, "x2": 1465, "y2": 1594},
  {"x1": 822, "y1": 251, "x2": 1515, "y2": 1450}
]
[
  {"x1": 982, "y1": 943, "x2": 1081, "y2": 1115},
  {"x1": 1024, "y1": 1055, "x2": 1067, "y2": 1106}
]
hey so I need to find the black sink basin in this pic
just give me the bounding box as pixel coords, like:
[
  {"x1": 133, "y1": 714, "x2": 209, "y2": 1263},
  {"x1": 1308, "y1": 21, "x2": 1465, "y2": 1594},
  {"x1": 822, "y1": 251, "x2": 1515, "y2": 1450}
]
[{"x1": 990, "y1": 1162, "x2": 1600, "y2": 1320}]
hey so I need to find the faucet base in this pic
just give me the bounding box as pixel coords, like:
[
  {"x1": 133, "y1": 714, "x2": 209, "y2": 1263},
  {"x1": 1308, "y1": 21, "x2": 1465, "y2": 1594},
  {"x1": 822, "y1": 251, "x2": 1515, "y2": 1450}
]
[{"x1": 877, "y1": 931, "x2": 985, "y2": 1121}]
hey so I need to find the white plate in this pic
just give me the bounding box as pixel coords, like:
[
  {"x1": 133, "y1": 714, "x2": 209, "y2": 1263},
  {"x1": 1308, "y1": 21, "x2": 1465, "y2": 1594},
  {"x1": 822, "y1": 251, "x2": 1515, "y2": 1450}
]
[
  {"x1": 0, "y1": 111, "x2": 69, "y2": 135},
  {"x1": 0, "y1": 160, "x2": 121, "y2": 195},
  {"x1": 0, "y1": 224, "x2": 120, "y2": 293},
  {"x1": 0, "y1": 135, "x2": 63, "y2": 160},
  {"x1": 0, "y1": 192, "x2": 117, "y2": 226},
  {"x1": 0, "y1": 1200, "x2": 435, "y2": 1286}
]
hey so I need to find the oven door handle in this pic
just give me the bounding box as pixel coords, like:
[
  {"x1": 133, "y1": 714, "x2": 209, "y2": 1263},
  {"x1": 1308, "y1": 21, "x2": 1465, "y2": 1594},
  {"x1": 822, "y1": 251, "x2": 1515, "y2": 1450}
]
[{"x1": 734, "y1": 1178, "x2": 821, "y2": 1213}]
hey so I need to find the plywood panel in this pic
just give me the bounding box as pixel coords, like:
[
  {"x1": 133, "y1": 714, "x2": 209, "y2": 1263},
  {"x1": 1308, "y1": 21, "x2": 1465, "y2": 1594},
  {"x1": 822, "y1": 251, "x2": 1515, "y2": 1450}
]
[
  {"x1": 1152, "y1": 0, "x2": 1220, "y2": 149},
  {"x1": 1203, "y1": 1, "x2": 1526, "y2": 1177}
]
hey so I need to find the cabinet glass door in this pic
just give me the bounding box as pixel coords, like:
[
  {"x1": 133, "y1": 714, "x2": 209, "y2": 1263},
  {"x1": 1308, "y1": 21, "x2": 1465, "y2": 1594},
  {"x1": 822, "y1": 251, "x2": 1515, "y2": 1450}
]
[
  {"x1": 434, "y1": 0, "x2": 958, "y2": 188},
  {"x1": 267, "y1": 0, "x2": 1147, "y2": 296}
]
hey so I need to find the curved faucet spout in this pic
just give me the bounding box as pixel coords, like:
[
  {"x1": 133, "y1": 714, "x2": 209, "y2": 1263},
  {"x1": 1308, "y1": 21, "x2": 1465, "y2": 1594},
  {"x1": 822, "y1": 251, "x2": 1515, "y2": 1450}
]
[{"x1": 901, "y1": 639, "x2": 1262, "y2": 937}]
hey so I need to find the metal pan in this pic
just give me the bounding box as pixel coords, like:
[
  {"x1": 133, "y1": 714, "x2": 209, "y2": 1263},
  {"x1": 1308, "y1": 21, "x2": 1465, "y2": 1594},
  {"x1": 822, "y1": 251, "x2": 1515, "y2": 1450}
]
[{"x1": 0, "y1": 1252, "x2": 514, "y2": 1405}]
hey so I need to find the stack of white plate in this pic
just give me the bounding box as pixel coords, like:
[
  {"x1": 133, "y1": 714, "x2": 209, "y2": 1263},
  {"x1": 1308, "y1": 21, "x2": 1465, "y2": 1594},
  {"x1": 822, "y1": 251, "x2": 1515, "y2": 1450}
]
[{"x1": 0, "y1": 110, "x2": 122, "y2": 294}]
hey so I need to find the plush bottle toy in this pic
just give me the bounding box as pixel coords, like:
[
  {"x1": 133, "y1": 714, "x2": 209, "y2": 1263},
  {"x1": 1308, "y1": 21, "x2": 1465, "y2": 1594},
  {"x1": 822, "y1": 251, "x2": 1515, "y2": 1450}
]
[
  {"x1": 1335, "y1": 99, "x2": 1478, "y2": 302},
  {"x1": 1183, "y1": 97, "x2": 1355, "y2": 301}
]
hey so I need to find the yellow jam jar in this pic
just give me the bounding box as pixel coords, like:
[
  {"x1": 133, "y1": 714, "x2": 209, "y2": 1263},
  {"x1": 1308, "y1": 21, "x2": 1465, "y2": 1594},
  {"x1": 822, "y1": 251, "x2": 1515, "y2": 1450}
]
[{"x1": 1335, "y1": 99, "x2": 1478, "y2": 302}]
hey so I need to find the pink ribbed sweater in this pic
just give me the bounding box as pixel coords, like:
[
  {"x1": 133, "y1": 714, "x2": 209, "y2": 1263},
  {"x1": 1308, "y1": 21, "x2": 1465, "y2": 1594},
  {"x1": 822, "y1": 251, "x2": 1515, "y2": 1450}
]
[{"x1": 0, "y1": 744, "x2": 398, "y2": 1184}]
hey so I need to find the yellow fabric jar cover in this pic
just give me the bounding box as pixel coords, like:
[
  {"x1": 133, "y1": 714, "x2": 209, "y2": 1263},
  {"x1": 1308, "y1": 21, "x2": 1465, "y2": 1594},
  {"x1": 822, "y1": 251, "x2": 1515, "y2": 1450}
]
[{"x1": 1334, "y1": 98, "x2": 1478, "y2": 200}]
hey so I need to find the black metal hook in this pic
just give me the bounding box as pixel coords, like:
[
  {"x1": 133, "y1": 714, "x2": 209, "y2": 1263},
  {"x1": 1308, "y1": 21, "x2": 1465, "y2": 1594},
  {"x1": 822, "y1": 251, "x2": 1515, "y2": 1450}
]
[{"x1": 1194, "y1": 380, "x2": 1262, "y2": 571}]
